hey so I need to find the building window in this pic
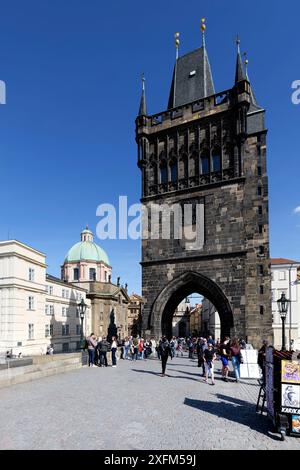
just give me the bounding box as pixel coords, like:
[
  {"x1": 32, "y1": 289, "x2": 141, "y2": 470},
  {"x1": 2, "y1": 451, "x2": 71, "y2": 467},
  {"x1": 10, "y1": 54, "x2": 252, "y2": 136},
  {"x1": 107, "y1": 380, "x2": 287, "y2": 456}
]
[
  {"x1": 65, "y1": 290, "x2": 69, "y2": 299},
  {"x1": 160, "y1": 164, "x2": 168, "y2": 184},
  {"x1": 257, "y1": 186, "x2": 262, "y2": 196},
  {"x1": 62, "y1": 343, "x2": 69, "y2": 352},
  {"x1": 259, "y1": 225, "x2": 263, "y2": 234},
  {"x1": 76, "y1": 325, "x2": 81, "y2": 335},
  {"x1": 200, "y1": 155, "x2": 209, "y2": 175},
  {"x1": 170, "y1": 161, "x2": 177, "y2": 182},
  {"x1": 260, "y1": 285, "x2": 264, "y2": 295},
  {"x1": 28, "y1": 323, "x2": 34, "y2": 340},
  {"x1": 258, "y1": 246, "x2": 265, "y2": 256},
  {"x1": 29, "y1": 268, "x2": 35, "y2": 282},
  {"x1": 105, "y1": 271, "x2": 108, "y2": 282},
  {"x1": 257, "y1": 166, "x2": 262, "y2": 176},
  {"x1": 73, "y1": 268, "x2": 79, "y2": 281},
  {"x1": 45, "y1": 305, "x2": 49, "y2": 315},
  {"x1": 279, "y1": 271, "x2": 286, "y2": 281},
  {"x1": 50, "y1": 305, "x2": 54, "y2": 315},
  {"x1": 260, "y1": 306, "x2": 264, "y2": 315},
  {"x1": 49, "y1": 286, "x2": 53, "y2": 295},
  {"x1": 45, "y1": 285, "x2": 49, "y2": 293},
  {"x1": 62, "y1": 289, "x2": 65, "y2": 298},
  {"x1": 89, "y1": 268, "x2": 96, "y2": 281},
  {"x1": 212, "y1": 149, "x2": 221, "y2": 172},
  {"x1": 45, "y1": 324, "x2": 50, "y2": 337},
  {"x1": 50, "y1": 324, "x2": 54, "y2": 336},
  {"x1": 62, "y1": 324, "x2": 69, "y2": 336},
  {"x1": 258, "y1": 206, "x2": 263, "y2": 215},
  {"x1": 62, "y1": 307, "x2": 66, "y2": 317},
  {"x1": 28, "y1": 296, "x2": 34, "y2": 310},
  {"x1": 259, "y1": 265, "x2": 264, "y2": 276}
]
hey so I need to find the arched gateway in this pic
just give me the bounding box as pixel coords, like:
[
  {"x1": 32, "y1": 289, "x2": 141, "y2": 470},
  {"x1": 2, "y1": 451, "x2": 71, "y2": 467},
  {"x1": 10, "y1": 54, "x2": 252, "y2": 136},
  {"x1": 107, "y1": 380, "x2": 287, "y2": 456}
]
[
  {"x1": 150, "y1": 271, "x2": 233, "y2": 340},
  {"x1": 136, "y1": 25, "x2": 273, "y2": 348}
]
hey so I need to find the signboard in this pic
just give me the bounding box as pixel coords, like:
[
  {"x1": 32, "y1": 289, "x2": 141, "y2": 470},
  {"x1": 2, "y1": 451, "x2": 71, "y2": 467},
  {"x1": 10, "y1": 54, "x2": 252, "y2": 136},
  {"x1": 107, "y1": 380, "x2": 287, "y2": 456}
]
[
  {"x1": 281, "y1": 383, "x2": 300, "y2": 410},
  {"x1": 292, "y1": 415, "x2": 300, "y2": 434},
  {"x1": 239, "y1": 349, "x2": 260, "y2": 379}
]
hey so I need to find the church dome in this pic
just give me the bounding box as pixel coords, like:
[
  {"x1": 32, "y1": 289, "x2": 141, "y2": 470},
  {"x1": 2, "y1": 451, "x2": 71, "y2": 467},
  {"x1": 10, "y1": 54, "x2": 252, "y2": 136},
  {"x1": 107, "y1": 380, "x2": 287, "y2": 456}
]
[{"x1": 64, "y1": 227, "x2": 110, "y2": 265}]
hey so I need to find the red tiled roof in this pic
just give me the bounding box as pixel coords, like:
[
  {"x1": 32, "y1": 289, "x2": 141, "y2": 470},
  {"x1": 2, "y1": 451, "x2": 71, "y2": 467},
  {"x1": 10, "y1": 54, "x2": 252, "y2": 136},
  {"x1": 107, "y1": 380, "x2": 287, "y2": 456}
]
[{"x1": 271, "y1": 258, "x2": 300, "y2": 265}]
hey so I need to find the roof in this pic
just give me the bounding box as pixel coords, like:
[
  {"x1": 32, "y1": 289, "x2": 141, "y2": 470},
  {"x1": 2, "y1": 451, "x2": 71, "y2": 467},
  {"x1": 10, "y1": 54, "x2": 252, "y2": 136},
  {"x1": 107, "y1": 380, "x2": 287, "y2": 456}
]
[
  {"x1": 64, "y1": 241, "x2": 110, "y2": 265},
  {"x1": 271, "y1": 258, "x2": 300, "y2": 265},
  {"x1": 46, "y1": 274, "x2": 88, "y2": 291},
  {"x1": 168, "y1": 46, "x2": 215, "y2": 108}
]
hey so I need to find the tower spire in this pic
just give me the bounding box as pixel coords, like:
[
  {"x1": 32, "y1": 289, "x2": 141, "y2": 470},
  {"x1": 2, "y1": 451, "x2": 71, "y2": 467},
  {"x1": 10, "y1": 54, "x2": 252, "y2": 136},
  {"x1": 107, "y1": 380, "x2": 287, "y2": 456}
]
[
  {"x1": 138, "y1": 73, "x2": 147, "y2": 116},
  {"x1": 201, "y1": 18, "x2": 206, "y2": 48},
  {"x1": 235, "y1": 34, "x2": 246, "y2": 84},
  {"x1": 175, "y1": 32, "x2": 180, "y2": 60}
]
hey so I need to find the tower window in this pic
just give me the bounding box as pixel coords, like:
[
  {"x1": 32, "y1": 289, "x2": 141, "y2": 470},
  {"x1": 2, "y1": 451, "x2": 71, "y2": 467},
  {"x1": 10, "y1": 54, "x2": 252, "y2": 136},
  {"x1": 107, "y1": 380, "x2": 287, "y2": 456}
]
[
  {"x1": 260, "y1": 305, "x2": 264, "y2": 315},
  {"x1": 160, "y1": 164, "x2": 168, "y2": 184},
  {"x1": 260, "y1": 285, "x2": 264, "y2": 295},
  {"x1": 212, "y1": 148, "x2": 221, "y2": 172},
  {"x1": 200, "y1": 155, "x2": 209, "y2": 175},
  {"x1": 258, "y1": 206, "x2": 263, "y2": 215},
  {"x1": 170, "y1": 161, "x2": 177, "y2": 182},
  {"x1": 257, "y1": 186, "x2": 262, "y2": 196},
  {"x1": 73, "y1": 268, "x2": 79, "y2": 281}
]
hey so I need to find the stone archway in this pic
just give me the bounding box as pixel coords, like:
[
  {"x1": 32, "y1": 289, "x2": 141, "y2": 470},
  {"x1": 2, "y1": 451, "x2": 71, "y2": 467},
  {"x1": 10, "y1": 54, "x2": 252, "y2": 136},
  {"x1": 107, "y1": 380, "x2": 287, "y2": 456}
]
[{"x1": 147, "y1": 271, "x2": 234, "y2": 340}]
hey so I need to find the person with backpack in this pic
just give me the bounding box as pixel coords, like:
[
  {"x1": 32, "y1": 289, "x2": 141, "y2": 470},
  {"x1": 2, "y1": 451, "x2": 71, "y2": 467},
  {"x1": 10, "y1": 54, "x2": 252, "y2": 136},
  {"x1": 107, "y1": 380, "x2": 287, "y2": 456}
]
[
  {"x1": 158, "y1": 336, "x2": 171, "y2": 377},
  {"x1": 97, "y1": 336, "x2": 110, "y2": 367}
]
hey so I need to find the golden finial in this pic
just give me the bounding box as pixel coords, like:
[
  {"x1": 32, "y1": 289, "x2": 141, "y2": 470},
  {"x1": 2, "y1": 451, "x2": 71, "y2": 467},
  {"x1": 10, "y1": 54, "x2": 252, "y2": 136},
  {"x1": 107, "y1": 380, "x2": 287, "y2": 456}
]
[
  {"x1": 243, "y1": 52, "x2": 249, "y2": 78},
  {"x1": 201, "y1": 18, "x2": 206, "y2": 47}
]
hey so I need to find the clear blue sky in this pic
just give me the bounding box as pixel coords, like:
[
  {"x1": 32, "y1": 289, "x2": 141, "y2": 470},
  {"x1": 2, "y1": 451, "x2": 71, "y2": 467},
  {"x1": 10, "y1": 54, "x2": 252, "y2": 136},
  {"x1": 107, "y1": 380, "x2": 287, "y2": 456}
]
[{"x1": 0, "y1": 0, "x2": 300, "y2": 294}]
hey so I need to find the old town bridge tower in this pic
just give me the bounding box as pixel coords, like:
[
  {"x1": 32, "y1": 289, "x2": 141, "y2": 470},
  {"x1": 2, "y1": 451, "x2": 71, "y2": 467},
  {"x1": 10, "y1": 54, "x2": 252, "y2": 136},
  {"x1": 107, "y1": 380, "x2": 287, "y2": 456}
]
[{"x1": 135, "y1": 22, "x2": 272, "y2": 347}]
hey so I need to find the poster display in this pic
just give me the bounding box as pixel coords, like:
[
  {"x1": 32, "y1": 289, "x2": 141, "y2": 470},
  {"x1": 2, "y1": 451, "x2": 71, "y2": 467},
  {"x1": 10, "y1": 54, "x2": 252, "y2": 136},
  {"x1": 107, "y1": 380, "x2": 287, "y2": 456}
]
[
  {"x1": 239, "y1": 349, "x2": 260, "y2": 379},
  {"x1": 281, "y1": 361, "x2": 300, "y2": 384},
  {"x1": 292, "y1": 415, "x2": 300, "y2": 434},
  {"x1": 281, "y1": 383, "x2": 300, "y2": 413}
]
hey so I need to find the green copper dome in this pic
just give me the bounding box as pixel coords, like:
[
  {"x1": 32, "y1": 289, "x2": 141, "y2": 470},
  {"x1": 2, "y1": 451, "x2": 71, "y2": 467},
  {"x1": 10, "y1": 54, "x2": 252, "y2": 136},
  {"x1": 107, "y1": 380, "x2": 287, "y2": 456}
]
[{"x1": 64, "y1": 228, "x2": 110, "y2": 265}]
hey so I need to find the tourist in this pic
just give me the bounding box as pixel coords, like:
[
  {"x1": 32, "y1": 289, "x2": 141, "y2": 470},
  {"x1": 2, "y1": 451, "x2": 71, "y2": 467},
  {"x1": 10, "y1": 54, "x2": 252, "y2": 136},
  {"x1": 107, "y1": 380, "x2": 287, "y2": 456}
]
[
  {"x1": 46, "y1": 344, "x2": 54, "y2": 355},
  {"x1": 170, "y1": 336, "x2": 176, "y2": 359},
  {"x1": 138, "y1": 337, "x2": 145, "y2": 360},
  {"x1": 111, "y1": 336, "x2": 118, "y2": 367},
  {"x1": 98, "y1": 336, "x2": 110, "y2": 367},
  {"x1": 87, "y1": 333, "x2": 97, "y2": 367},
  {"x1": 207, "y1": 335, "x2": 215, "y2": 346},
  {"x1": 158, "y1": 336, "x2": 171, "y2": 377},
  {"x1": 132, "y1": 336, "x2": 139, "y2": 360},
  {"x1": 204, "y1": 343, "x2": 216, "y2": 385},
  {"x1": 258, "y1": 339, "x2": 268, "y2": 384},
  {"x1": 196, "y1": 337, "x2": 205, "y2": 377},
  {"x1": 124, "y1": 337, "x2": 130, "y2": 359},
  {"x1": 151, "y1": 337, "x2": 157, "y2": 357},
  {"x1": 176, "y1": 337, "x2": 183, "y2": 357},
  {"x1": 230, "y1": 338, "x2": 242, "y2": 382},
  {"x1": 220, "y1": 336, "x2": 231, "y2": 382}
]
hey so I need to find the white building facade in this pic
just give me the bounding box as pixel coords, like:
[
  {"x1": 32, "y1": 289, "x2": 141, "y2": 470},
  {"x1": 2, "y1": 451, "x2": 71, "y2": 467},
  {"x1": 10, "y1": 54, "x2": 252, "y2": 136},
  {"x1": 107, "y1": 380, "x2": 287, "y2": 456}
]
[
  {"x1": 0, "y1": 240, "x2": 91, "y2": 356},
  {"x1": 271, "y1": 258, "x2": 300, "y2": 350}
]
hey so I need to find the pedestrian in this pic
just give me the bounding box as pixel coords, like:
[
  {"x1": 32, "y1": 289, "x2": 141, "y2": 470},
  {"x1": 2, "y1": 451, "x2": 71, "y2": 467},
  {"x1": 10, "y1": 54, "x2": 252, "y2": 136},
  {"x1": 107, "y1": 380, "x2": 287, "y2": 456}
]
[
  {"x1": 196, "y1": 338, "x2": 205, "y2": 377},
  {"x1": 204, "y1": 343, "x2": 216, "y2": 385},
  {"x1": 87, "y1": 333, "x2": 97, "y2": 367},
  {"x1": 124, "y1": 337, "x2": 130, "y2": 359},
  {"x1": 158, "y1": 336, "x2": 171, "y2": 377},
  {"x1": 170, "y1": 336, "x2": 176, "y2": 359},
  {"x1": 220, "y1": 336, "x2": 230, "y2": 382},
  {"x1": 111, "y1": 336, "x2": 118, "y2": 367},
  {"x1": 98, "y1": 336, "x2": 110, "y2": 367},
  {"x1": 258, "y1": 339, "x2": 268, "y2": 384},
  {"x1": 230, "y1": 338, "x2": 242, "y2": 382}
]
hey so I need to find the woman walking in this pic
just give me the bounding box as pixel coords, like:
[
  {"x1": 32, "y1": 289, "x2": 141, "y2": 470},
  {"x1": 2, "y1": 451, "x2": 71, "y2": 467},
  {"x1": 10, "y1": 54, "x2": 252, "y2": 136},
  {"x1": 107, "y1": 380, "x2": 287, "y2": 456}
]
[
  {"x1": 203, "y1": 343, "x2": 216, "y2": 385},
  {"x1": 158, "y1": 336, "x2": 171, "y2": 377},
  {"x1": 230, "y1": 338, "x2": 242, "y2": 382}
]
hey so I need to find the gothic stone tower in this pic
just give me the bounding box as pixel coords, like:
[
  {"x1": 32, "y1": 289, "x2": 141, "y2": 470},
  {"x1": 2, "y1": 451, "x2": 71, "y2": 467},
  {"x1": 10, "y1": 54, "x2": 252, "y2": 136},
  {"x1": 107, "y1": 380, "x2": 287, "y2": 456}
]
[{"x1": 136, "y1": 26, "x2": 272, "y2": 347}]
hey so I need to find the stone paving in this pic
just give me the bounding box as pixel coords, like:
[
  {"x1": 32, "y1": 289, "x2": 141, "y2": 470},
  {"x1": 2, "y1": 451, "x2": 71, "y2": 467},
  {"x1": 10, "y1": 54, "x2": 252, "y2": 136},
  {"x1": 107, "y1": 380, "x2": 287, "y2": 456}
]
[{"x1": 0, "y1": 354, "x2": 299, "y2": 450}]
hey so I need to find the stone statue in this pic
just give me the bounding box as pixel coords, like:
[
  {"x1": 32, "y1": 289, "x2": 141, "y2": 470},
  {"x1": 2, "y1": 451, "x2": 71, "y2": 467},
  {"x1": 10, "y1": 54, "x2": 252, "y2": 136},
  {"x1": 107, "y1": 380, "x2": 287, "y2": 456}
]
[{"x1": 107, "y1": 308, "x2": 117, "y2": 342}]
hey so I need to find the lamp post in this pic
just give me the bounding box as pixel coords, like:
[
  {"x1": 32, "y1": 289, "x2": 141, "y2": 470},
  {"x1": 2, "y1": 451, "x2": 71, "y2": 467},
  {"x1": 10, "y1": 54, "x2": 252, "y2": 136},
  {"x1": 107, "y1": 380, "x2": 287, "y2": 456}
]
[
  {"x1": 277, "y1": 292, "x2": 290, "y2": 351},
  {"x1": 78, "y1": 298, "x2": 87, "y2": 349}
]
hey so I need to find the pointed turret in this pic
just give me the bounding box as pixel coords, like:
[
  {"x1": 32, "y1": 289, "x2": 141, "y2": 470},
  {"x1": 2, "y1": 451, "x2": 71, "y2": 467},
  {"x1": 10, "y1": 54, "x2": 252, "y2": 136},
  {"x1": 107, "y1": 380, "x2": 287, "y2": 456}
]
[
  {"x1": 235, "y1": 36, "x2": 246, "y2": 83},
  {"x1": 168, "y1": 18, "x2": 215, "y2": 109},
  {"x1": 138, "y1": 74, "x2": 147, "y2": 116},
  {"x1": 244, "y1": 53, "x2": 258, "y2": 107}
]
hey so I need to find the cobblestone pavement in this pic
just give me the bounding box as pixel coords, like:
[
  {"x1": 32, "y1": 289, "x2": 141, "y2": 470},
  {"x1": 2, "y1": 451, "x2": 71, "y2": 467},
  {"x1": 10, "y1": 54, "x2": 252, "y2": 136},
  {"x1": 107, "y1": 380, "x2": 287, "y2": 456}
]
[{"x1": 0, "y1": 355, "x2": 299, "y2": 450}]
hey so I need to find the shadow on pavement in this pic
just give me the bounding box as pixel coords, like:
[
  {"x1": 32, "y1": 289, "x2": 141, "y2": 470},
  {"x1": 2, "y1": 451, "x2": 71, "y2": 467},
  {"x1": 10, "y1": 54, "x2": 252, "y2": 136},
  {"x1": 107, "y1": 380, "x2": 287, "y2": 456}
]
[{"x1": 184, "y1": 397, "x2": 274, "y2": 437}]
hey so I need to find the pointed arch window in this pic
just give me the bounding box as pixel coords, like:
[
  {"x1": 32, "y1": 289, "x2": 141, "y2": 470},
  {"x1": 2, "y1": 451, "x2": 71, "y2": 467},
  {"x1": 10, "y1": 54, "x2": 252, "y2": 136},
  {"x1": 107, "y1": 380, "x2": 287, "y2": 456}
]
[
  {"x1": 212, "y1": 147, "x2": 221, "y2": 172},
  {"x1": 200, "y1": 153, "x2": 209, "y2": 175},
  {"x1": 160, "y1": 161, "x2": 168, "y2": 184},
  {"x1": 149, "y1": 162, "x2": 158, "y2": 186},
  {"x1": 170, "y1": 160, "x2": 178, "y2": 183}
]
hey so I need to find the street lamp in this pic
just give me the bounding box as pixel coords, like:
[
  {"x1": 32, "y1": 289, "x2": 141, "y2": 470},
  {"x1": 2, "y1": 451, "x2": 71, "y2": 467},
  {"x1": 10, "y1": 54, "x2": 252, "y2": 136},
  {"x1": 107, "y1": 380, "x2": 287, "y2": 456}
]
[
  {"x1": 78, "y1": 298, "x2": 87, "y2": 349},
  {"x1": 277, "y1": 292, "x2": 290, "y2": 351}
]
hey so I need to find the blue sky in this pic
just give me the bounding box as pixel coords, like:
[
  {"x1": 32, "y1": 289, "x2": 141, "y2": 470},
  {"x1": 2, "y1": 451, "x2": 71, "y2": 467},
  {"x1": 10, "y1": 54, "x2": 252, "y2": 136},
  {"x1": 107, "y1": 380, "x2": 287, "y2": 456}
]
[{"x1": 0, "y1": 0, "x2": 299, "y2": 294}]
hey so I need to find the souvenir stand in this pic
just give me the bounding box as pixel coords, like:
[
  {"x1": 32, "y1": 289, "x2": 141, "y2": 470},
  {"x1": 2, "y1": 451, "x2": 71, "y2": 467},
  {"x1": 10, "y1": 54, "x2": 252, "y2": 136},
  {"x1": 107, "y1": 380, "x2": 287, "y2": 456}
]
[{"x1": 265, "y1": 346, "x2": 300, "y2": 440}]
